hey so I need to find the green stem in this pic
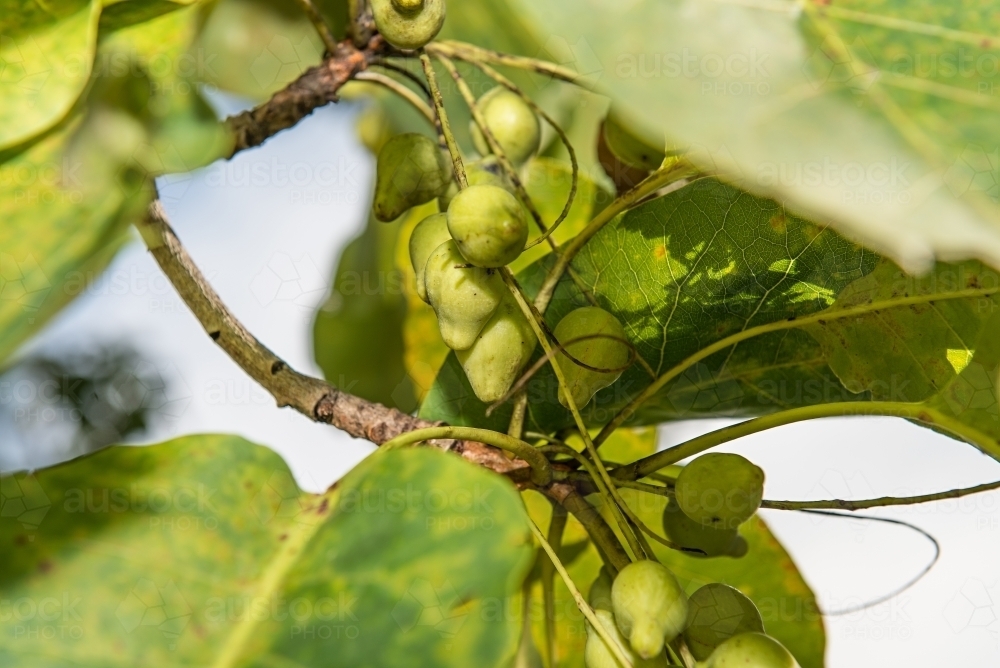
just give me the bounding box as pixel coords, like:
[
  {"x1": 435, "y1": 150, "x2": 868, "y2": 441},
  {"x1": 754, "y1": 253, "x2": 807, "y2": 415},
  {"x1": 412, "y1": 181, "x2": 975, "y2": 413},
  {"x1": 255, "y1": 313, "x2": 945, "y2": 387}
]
[
  {"x1": 507, "y1": 390, "x2": 528, "y2": 439},
  {"x1": 380, "y1": 426, "x2": 551, "y2": 484},
  {"x1": 533, "y1": 164, "x2": 696, "y2": 313},
  {"x1": 434, "y1": 56, "x2": 549, "y2": 232},
  {"x1": 354, "y1": 71, "x2": 436, "y2": 126},
  {"x1": 558, "y1": 488, "x2": 631, "y2": 573},
  {"x1": 500, "y1": 268, "x2": 644, "y2": 561},
  {"x1": 462, "y1": 58, "x2": 580, "y2": 250},
  {"x1": 419, "y1": 52, "x2": 467, "y2": 188},
  {"x1": 543, "y1": 501, "x2": 567, "y2": 668},
  {"x1": 616, "y1": 401, "x2": 931, "y2": 481},
  {"x1": 543, "y1": 445, "x2": 689, "y2": 554},
  {"x1": 430, "y1": 41, "x2": 592, "y2": 90},
  {"x1": 595, "y1": 285, "x2": 1000, "y2": 447},
  {"x1": 293, "y1": 0, "x2": 338, "y2": 53},
  {"x1": 528, "y1": 519, "x2": 635, "y2": 668}
]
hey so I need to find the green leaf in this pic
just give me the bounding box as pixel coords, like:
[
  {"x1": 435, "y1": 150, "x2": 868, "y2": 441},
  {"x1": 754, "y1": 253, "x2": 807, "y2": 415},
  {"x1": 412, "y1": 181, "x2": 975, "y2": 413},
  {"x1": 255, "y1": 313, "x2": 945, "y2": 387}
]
[
  {"x1": 0, "y1": 435, "x2": 534, "y2": 666},
  {"x1": 421, "y1": 176, "x2": 1000, "y2": 463},
  {"x1": 423, "y1": 178, "x2": 875, "y2": 432},
  {"x1": 0, "y1": 119, "x2": 144, "y2": 365},
  {"x1": 314, "y1": 213, "x2": 415, "y2": 410},
  {"x1": 522, "y1": 0, "x2": 1000, "y2": 275},
  {"x1": 93, "y1": 4, "x2": 232, "y2": 172},
  {"x1": 0, "y1": 0, "x2": 101, "y2": 149}
]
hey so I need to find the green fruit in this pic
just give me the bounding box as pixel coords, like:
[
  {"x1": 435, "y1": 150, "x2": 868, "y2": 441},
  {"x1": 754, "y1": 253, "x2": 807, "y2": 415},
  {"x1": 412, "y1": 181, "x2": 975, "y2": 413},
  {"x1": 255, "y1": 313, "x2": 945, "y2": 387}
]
[
  {"x1": 588, "y1": 567, "x2": 614, "y2": 612},
  {"x1": 661, "y1": 499, "x2": 745, "y2": 558},
  {"x1": 424, "y1": 240, "x2": 504, "y2": 350},
  {"x1": 447, "y1": 184, "x2": 528, "y2": 268},
  {"x1": 374, "y1": 133, "x2": 452, "y2": 222},
  {"x1": 705, "y1": 633, "x2": 800, "y2": 668},
  {"x1": 438, "y1": 157, "x2": 513, "y2": 210},
  {"x1": 675, "y1": 453, "x2": 765, "y2": 530},
  {"x1": 370, "y1": 0, "x2": 445, "y2": 50},
  {"x1": 603, "y1": 106, "x2": 666, "y2": 172},
  {"x1": 611, "y1": 560, "x2": 688, "y2": 659},
  {"x1": 585, "y1": 609, "x2": 669, "y2": 668},
  {"x1": 684, "y1": 584, "x2": 765, "y2": 661},
  {"x1": 553, "y1": 307, "x2": 630, "y2": 409},
  {"x1": 408, "y1": 213, "x2": 452, "y2": 303},
  {"x1": 470, "y1": 87, "x2": 541, "y2": 166},
  {"x1": 456, "y1": 292, "x2": 536, "y2": 402}
]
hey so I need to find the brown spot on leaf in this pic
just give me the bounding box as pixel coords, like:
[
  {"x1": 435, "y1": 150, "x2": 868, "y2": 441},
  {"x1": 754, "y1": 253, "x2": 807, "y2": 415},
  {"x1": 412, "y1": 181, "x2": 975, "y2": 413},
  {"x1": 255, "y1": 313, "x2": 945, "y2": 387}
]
[
  {"x1": 769, "y1": 213, "x2": 787, "y2": 233},
  {"x1": 38, "y1": 560, "x2": 53, "y2": 573},
  {"x1": 654, "y1": 245, "x2": 667, "y2": 260},
  {"x1": 317, "y1": 498, "x2": 329, "y2": 515}
]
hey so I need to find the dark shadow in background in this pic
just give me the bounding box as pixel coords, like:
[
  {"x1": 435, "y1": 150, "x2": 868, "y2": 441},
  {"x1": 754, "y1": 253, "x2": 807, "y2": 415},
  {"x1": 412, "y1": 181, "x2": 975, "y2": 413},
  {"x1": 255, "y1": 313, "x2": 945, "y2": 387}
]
[{"x1": 0, "y1": 344, "x2": 162, "y2": 472}]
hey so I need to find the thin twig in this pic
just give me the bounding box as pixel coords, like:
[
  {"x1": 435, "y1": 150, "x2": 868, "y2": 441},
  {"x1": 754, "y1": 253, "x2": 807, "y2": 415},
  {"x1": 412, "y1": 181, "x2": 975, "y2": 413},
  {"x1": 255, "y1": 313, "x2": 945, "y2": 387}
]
[
  {"x1": 293, "y1": 0, "x2": 339, "y2": 53},
  {"x1": 762, "y1": 479, "x2": 1000, "y2": 512},
  {"x1": 354, "y1": 70, "x2": 436, "y2": 125},
  {"x1": 419, "y1": 52, "x2": 467, "y2": 187},
  {"x1": 528, "y1": 519, "x2": 635, "y2": 668}
]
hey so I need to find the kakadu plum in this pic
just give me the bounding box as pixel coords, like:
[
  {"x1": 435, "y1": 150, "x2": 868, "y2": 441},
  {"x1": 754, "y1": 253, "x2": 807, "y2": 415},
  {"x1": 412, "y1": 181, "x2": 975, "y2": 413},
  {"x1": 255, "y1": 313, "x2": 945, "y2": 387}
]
[
  {"x1": 674, "y1": 453, "x2": 765, "y2": 530},
  {"x1": 423, "y1": 240, "x2": 504, "y2": 350},
  {"x1": 704, "y1": 632, "x2": 800, "y2": 668},
  {"x1": 370, "y1": 0, "x2": 445, "y2": 50},
  {"x1": 684, "y1": 583, "x2": 765, "y2": 661},
  {"x1": 408, "y1": 213, "x2": 451, "y2": 303},
  {"x1": 455, "y1": 291, "x2": 536, "y2": 402},
  {"x1": 553, "y1": 307, "x2": 630, "y2": 409},
  {"x1": 470, "y1": 87, "x2": 541, "y2": 166},
  {"x1": 611, "y1": 561, "x2": 688, "y2": 659},
  {"x1": 373, "y1": 133, "x2": 452, "y2": 222},
  {"x1": 661, "y1": 499, "x2": 747, "y2": 558},
  {"x1": 447, "y1": 184, "x2": 527, "y2": 268}
]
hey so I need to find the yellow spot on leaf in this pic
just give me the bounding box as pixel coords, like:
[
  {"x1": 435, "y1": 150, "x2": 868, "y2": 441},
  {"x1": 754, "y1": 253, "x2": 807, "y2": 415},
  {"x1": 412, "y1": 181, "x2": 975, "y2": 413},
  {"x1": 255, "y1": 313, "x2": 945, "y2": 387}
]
[{"x1": 946, "y1": 348, "x2": 974, "y2": 374}]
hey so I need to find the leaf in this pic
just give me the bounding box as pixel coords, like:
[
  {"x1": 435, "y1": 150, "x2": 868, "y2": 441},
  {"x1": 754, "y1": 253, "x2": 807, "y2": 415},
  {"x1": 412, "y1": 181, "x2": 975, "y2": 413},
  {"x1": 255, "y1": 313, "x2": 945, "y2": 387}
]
[
  {"x1": 521, "y1": 0, "x2": 1000, "y2": 275},
  {"x1": 0, "y1": 119, "x2": 144, "y2": 366},
  {"x1": 314, "y1": 212, "x2": 415, "y2": 410},
  {"x1": 423, "y1": 178, "x2": 875, "y2": 432},
  {"x1": 94, "y1": 4, "x2": 232, "y2": 172},
  {"x1": 0, "y1": 0, "x2": 102, "y2": 150},
  {"x1": 420, "y1": 176, "x2": 1000, "y2": 464},
  {"x1": 0, "y1": 435, "x2": 535, "y2": 666}
]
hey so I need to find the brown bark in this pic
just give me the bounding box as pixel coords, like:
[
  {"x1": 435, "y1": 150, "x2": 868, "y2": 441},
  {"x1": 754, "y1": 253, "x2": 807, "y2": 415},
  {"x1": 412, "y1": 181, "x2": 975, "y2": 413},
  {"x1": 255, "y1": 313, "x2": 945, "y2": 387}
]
[{"x1": 225, "y1": 35, "x2": 389, "y2": 157}]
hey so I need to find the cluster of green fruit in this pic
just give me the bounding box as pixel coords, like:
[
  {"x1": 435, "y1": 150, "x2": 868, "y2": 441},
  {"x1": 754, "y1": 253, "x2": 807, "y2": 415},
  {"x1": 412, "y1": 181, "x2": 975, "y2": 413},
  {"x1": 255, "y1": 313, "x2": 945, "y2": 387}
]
[
  {"x1": 586, "y1": 561, "x2": 798, "y2": 668},
  {"x1": 374, "y1": 79, "x2": 634, "y2": 405},
  {"x1": 373, "y1": 85, "x2": 539, "y2": 402},
  {"x1": 662, "y1": 452, "x2": 765, "y2": 557}
]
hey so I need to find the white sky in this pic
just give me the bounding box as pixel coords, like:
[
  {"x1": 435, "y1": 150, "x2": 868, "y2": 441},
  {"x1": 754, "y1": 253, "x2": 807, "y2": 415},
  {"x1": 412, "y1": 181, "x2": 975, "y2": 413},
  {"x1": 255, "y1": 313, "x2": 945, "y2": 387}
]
[{"x1": 5, "y1": 99, "x2": 1000, "y2": 667}]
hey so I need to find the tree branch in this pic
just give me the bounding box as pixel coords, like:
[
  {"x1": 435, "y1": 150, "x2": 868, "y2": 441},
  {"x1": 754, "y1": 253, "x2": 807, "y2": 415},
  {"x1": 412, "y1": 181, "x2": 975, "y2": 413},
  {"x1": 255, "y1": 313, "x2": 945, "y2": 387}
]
[
  {"x1": 225, "y1": 34, "x2": 389, "y2": 157},
  {"x1": 136, "y1": 200, "x2": 530, "y2": 481}
]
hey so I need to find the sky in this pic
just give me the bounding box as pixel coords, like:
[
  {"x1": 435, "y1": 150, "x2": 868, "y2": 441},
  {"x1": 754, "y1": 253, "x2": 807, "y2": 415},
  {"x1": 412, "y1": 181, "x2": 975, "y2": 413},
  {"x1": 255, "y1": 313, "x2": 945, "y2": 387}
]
[{"x1": 3, "y1": 98, "x2": 1000, "y2": 667}]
